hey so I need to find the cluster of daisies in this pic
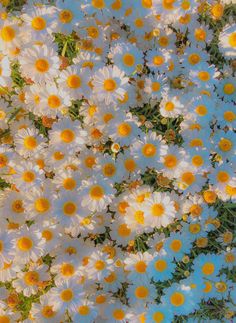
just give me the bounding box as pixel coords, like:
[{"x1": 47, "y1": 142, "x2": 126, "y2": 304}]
[{"x1": 0, "y1": 0, "x2": 235, "y2": 322}]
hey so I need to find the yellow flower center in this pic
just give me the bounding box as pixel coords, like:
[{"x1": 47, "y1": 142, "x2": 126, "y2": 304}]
[
  {"x1": 211, "y1": 3, "x2": 224, "y2": 19},
  {"x1": 203, "y1": 281, "x2": 212, "y2": 293},
  {"x1": 0, "y1": 241, "x2": 3, "y2": 253},
  {"x1": 78, "y1": 305, "x2": 90, "y2": 316},
  {"x1": 22, "y1": 171, "x2": 35, "y2": 182},
  {"x1": 155, "y1": 259, "x2": 167, "y2": 272},
  {"x1": 225, "y1": 185, "x2": 236, "y2": 196},
  {"x1": 104, "y1": 271, "x2": 117, "y2": 283},
  {"x1": 218, "y1": 138, "x2": 232, "y2": 152},
  {"x1": 228, "y1": 32, "x2": 236, "y2": 47},
  {"x1": 170, "y1": 292, "x2": 185, "y2": 306},
  {"x1": 153, "y1": 312, "x2": 165, "y2": 323},
  {"x1": 189, "y1": 223, "x2": 201, "y2": 234},
  {"x1": 224, "y1": 111, "x2": 235, "y2": 122},
  {"x1": 59, "y1": 9, "x2": 73, "y2": 23},
  {"x1": 84, "y1": 156, "x2": 96, "y2": 168},
  {"x1": 162, "y1": 0, "x2": 175, "y2": 10},
  {"x1": 181, "y1": 172, "x2": 195, "y2": 185},
  {"x1": 60, "y1": 289, "x2": 74, "y2": 302},
  {"x1": 34, "y1": 198, "x2": 50, "y2": 213},
  {"x1": 35, "y1": 59, "x2": 49, "y2": 73},
  {"x1": 152, "y1": 82, "x2": 160, "y2": 92},
  {"x1": 202, "y1": 262, "x2": 215, "y2": 275},
  {"x1": 198, "y1": 71, "x2": 210, "y2": 81},
  {"x1": 92, "y1": 0, "x2": 105, "y2": 9},
  {"x1": 135, "y1": 261, "x2": 147, "y2": 273},
  {"x1": 24, "y1": 271, "x2": 39, "y2": 285},
  {"x1": 135, "y1": 286, "x2": 149, "y2": 299},
  {"x1": 123, "y1": 53, "x2": 135, "y2": 67},
  {"x1": 134, "y1": 210, "x2": 144, "y2": 224},
  {"x1": 31, "y1": 16, "x2": 46, "y2": 31},
  {"x1": 142, "y1": 143, "x2": 156, "y2": 157},
  {"x1": 134, "y1": 18, "x2": 144, "y2": 28},
  {"x1": 165, "y1": 101, "x2": 174, "y2": 111},
  {"x1": 103, "y1": 78, "x2": 117, "y2": 91},
  {"x1": 170, "y1": 239, "x2": 182, "y2": 252},
  {"x1": 24, "y1": 136, "x2": 37, "y2": 150},
  {"x1": 42, "y1": 230, "x2": 53, "y2": 241},
  {"x1": 17, "y1": 236, "x2": 33, "y2": 251},
  {"x1": 12, "y1": 200, "x2": 24, "y2": 213},
  {"x1": 61, "y1": 263, "x2": 75, "y2": 277},
  {"x1": 195, "y1": 105, "x2": 207, "y2": 116},
  {"x1": 117, "y1": 122, "x2": 131, "y2": 136},
  {"x1": 188, "y1": 53, "x2": 200, "y2": 65},
  {"x1": 142, "y1": 0, "x2": 152, "y2": 8},
  {"x1": 192, "y1": 155, "x2": 204, "y2": 167},
  {"x1": 102, "y1": 163, "x2": 116, "y2": 177},
  {"x1": 60, "y1": 129, "x2": 75, "y2": 143},
  {"x1": 117, "y1": 223, "x2": 131, "y2": 237},
  {"x1": 63, "y1": 178, "x2": 76, "y2": 190},
  {"x1": 151, "y1": 203, "x2": 164, "y2": 217},
  {"x1": 164, "y1": 154, "x2": 177, "y2": 168},
  {"x1": 89, "y1": 185, "x2": 104, "y2": 200},
  {"x1": 42, "y1": 306, "x2": 55, "y2": 318},
  {"x1": 48, "y1": 95, "x2": 61, "y2": 109},
  {"x1": 0, "y1": 154, "x2": 8, "y2": 168},
  {"x1": 67, "y1": 75, "x2": 81, "y2": 89},
  {"x1": 153, "y1": 55, "x2": 164, "y2": 66},
  {"x1": 1, "y1": 26, "x2": 15, "y2": 41},
  {"x1": 195, "y1": 28, "x2": 206, "y2": 41},
  {"x1": 94, "y1": 260, "x2": 106, "y2": 270},
  {"x1": 223, "y1": 83, "x2": 235, "y2": 95},
  {"x1": 0, "y1": 316, "x2": 10, "y2": 323},
  {"x1": 53, "y1": 151, "x2": 64, "y2": 160},
  {"x1": 217, "y1": 170, "x2": 229, "y2": 183},
  {"x1": 117, "y1": 201, "x2": 129, "y2": 214},
  {"x1": 63, "y1": 201, "x2": 77, "y2": 216},
  {"x1": 190, "y1": 204, "x2": 202, "y2": 217},
  {"x1": 113, "y1": 309, "x2": 125, "y2": 320}
]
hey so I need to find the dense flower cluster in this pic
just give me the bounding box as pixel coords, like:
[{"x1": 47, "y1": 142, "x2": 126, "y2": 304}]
[{"x1": 0, "y1": 0, "x2": 235, "y2": 322}]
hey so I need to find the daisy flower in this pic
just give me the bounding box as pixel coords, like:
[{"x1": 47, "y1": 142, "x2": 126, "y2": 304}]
[
  {"x1": 13, "y1": 225, "x2": 46, "y2": 264},
  {"x1": 49, "y1": 117, "x2": 87, "y2": 154},
  {"x1": 12, "y1": 263, "x2": 50, "y2": 297},
  {"x1": 10, "y1": 160, "x2": 44, "y2": 191},
  {"x1": 161, "y1": 282, "x2": 197, "y2": 315},
  {"x1": 146, "y1": 304, "x2": 174, "y2": 323},
  {"x1": 86, "y1": 250, "x2": 114, "y2": 281},
  {"x1": 54, "y1": 0, "x2": 83, "y2": 34},
  {"x1": 219, "y1": 24, "x2": 236, "y2": 58},
  {"x1": 72, "y1": 300, "x2": 98, "y2": 323},
  {"x1": 109, "y1": 41, "x2": 143, "y2": 75},
  {"x1": 48, "y1": 279, "x2": 85, "y2": 316},
  {"x1": 131, "y1": 131, "x2": 168, "y2": 170},
  {"x1": 21, "y1": 5, "x2": 56, "y2": 41},
  {"x1": 192, "y1": 254, "x2": 223, "y2": 278},
  {"x1": 92, "y1": 65, "x2": 129, "y2": 104},
  {"x1": 19, "y1": 44, "x2": 60, "y2": 83},
  {"x1": 58, "y1": 65, "x2": 90, "y2": 101},
  {"x1": 141, "y1": 192, "x2": 177, "y2": 228},
  {"x1": 147, "y1": 252, "x2": 176, "y2": 282},
  {"x1": 80, "y1": 175, "x2": 115, "y2": 212},
  {"x1": 126, "y1": 281, "x2": 156, "y2": 306},
  {"x1": 124, "y1": 252, "x2": 152, "y2": 283},
  {"x1": 14, "y1": 127, "x2": 47, "y2": 158},
  {"x1": 30, "y1": 293, "x2": 62, "y2": 323},
  {"x1": 0, "y1": 20, "x2": 21, "y2": 52}
]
